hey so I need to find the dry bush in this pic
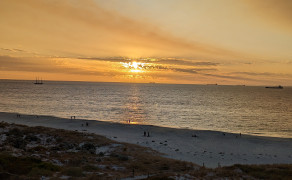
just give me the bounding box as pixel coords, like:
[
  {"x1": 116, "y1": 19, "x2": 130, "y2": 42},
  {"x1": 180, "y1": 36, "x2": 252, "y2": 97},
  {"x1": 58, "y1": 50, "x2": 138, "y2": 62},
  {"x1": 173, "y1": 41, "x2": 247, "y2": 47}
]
[{"x1": 222, "y1": 164, "x2": 292, "y2": 180}]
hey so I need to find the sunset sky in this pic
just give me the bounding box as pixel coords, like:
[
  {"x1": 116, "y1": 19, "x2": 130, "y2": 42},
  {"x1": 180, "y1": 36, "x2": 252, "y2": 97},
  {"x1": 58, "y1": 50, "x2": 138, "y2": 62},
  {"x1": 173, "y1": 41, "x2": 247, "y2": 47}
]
[{"x1": 1, "y1": 0, "x2": 292, "y2": 85}]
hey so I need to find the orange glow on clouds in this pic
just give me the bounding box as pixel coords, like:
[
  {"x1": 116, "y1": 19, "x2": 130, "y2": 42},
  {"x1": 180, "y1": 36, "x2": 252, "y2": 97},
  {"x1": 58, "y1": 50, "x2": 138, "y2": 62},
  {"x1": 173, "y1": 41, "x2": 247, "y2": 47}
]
[
  {"x1": 121, "y1": 61, "x2": 146, "y2": 73},
  {"x1": 0, "y1": 0, "x2": 291, "y2": 85}
]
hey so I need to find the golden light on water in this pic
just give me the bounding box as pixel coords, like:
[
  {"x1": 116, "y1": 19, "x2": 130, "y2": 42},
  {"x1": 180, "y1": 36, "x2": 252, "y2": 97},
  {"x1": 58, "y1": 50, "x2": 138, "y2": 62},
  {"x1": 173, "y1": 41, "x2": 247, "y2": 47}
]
[{"x1": 128, "y1": 121, "x2": 138, "y2": 124}]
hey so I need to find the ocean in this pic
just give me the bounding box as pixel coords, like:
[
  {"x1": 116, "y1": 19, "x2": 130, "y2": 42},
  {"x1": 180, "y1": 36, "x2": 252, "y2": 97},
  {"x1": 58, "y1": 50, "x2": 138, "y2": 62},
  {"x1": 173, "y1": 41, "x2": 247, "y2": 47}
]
[{"x1": 0, "y1": 80, "x2": 291, "y2": 138}]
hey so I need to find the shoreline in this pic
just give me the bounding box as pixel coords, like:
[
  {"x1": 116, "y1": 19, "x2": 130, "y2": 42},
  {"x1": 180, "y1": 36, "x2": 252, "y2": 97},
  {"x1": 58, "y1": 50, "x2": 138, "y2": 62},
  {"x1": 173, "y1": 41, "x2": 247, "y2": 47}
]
[{"x1": 1, "y1": 111, "x2": 291, "y2": 168}]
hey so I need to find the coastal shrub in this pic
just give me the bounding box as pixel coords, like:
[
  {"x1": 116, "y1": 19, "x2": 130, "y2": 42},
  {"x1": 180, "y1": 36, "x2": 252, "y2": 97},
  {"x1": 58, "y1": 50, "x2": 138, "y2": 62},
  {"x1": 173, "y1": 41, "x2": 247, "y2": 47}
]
[
  {"x1": 159, "y1": 163, "x2": 170, "y2": 170},
  {"x1": 82, "y1": 143, "x2": 95, "y2": 150},
  {"x1": 110, "y1": 153, "x2": 129, "y2": 161},
  {"x1": 63, "y1": 167, "x2": 84, "y2": 177},
  {"x1": 0, "y1": 122, "x2": 8, "y2": 128},
  {"x1": 82, "y1": 143, "x2": 96, "y2": 154},
  {"x1": 143, "y1": 161, "x2": 151, "y2": 165},
  {"x1": 31, "y1": 145, "x2": 47, "y2": 152},
  {"x1": 179, "y1": 162, "x2": 194, "y2": 171},
  {"x1": 231, "y1": 164, "x2": 292, "y2": 180},
  {"x1": 28, "y1": 167, "x2": 54, "y2": 177},
  {"x1": 68, "y1": 159, "x2": 83, "y2": 166},
  {"x1": 46, "y1": 137, "x2": 52, "y2": 143},
  {"x1": 0, "y1": 153, "x2": 59, "y2": 176},
  {"x1": 25, "y1": 134, "x2": 40, "y2": 142},
  {"x1": 85, "y1": 174, "x2": 106, "y2": 180},
  {"x1": 59, "y1": 142, "x2": 75, "y2": 150},
  {"x1": 118, "y1": 155, "x2": 129, "y2": 161},
  {"x1": 37, "y1": 162, "x2": 60, "y2": 171},
  {"x1": 191, "y1": 167, "x2": 209, "y2": 178},
  {"x1": 213, "y1": 168, "x2": 238, "y2": 178},
  {"x1": 50, "y1": 146, "x2": 61, "y2": 151},
  {"x1": 147, "y1": 175, "x2": 175, "y2": 180},
  {"x1": 82, "y1": 165, "x2": 99, "y2": 171},
  {"x1": 6, "y1": 128, "x2": 23, "y2": 137},
  {"x1": 0, "y1": 172, "x2": 16, "y2": 179},
  {"x1": 56, "y1": 137, "x2": 63, "y2": 143},
  {"x1": 7, "y1": 136, "x2": 27, "y2": 149}
]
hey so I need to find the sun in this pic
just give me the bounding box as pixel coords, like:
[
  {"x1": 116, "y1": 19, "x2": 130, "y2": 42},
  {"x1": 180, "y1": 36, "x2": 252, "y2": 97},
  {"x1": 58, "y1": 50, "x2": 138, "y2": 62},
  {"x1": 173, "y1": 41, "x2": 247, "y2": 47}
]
[
  {"x1": 132, "y1": 62, "x2": 138, "y2": 69},
  {"x1": 121, "y1": 61, "x2": 145, "y2": 73}
]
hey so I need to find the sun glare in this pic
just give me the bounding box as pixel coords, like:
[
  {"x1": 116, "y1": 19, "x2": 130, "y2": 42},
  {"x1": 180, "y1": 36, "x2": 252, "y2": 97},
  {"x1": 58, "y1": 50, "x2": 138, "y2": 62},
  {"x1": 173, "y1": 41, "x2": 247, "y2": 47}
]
[
  {"x1": 132, "y1": 62, "x2": 138, "y2": 69},
  {"x1": 130, "y1": 69, "x2": 142, "y2": 73},
  {"x1": 121, "y1": 61, "x2": 145, "y2": 73}
]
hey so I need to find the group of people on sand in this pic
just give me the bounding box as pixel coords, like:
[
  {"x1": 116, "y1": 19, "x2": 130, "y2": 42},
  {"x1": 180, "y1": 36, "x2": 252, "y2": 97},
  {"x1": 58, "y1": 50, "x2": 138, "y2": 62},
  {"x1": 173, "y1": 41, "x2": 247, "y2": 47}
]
[
  {"x1": 222, "y1": 132, "x2": 242, "y2": 138},
  {"x1": 70, "y1": 116, "x2": 76, "y2": 120},
  {"x1": 82, "y1": 122, "x2": 89, "y2": 127},
  {"x1": 144, "y1": 131, "x2": 150, "y2": 137},
  {"x1": 191, "y1": 132, "x2": 242, "y2": 138}
]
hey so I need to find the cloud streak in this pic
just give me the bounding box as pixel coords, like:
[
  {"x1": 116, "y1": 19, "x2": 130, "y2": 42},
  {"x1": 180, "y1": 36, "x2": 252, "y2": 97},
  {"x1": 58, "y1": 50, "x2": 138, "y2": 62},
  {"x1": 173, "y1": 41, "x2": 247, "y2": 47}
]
[
  {"x1": 0, "y1": 56, "x2": 107, "y2": 76},
  {"x1": 1, "y1": 55, "x2": 291, "y2": 85},
  {"x1": 79, "y1": 57, "x2": 219, "y2": 67},
  {"x1": 0, "y1": 48, "x2": 24, "y2": 52},
  {"x1": 230, "y1": 71, "x2": 291, "y2": 78}
]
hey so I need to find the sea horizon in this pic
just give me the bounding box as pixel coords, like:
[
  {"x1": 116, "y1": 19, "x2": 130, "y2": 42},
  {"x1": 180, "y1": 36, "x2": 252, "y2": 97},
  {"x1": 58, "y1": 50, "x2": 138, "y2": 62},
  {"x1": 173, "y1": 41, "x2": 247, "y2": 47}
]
[{"x1": 1, "y1": 78, "x2": 291, "y2": 87}]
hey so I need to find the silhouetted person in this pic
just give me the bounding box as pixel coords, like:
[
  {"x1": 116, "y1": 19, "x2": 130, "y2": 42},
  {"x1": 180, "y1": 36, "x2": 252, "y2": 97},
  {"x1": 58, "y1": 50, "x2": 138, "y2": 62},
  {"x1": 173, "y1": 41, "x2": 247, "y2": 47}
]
[
  {"x1": 147, "y1": 132, "x2": 150, "y2": 137},
  {"x1": 86, "y1": 122, "x2": 88, "y2": 126},
  {"x1": 144, "y1": 131, "x2": 146, "y2": 137}
]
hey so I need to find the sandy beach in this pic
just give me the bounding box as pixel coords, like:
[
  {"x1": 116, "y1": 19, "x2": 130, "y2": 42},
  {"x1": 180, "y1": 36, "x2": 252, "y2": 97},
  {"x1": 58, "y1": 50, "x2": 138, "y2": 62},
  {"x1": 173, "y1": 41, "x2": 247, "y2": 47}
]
[{"x1": 1, "y1": 112, "x2": 291, "y2": 168}]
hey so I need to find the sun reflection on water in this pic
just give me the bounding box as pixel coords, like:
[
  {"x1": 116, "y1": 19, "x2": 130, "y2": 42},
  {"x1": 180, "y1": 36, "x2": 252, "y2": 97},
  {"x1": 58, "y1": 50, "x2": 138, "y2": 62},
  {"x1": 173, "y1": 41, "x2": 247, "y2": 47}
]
[{"x1": 120, "y1": 84, "x2": 146, "y2": 125}]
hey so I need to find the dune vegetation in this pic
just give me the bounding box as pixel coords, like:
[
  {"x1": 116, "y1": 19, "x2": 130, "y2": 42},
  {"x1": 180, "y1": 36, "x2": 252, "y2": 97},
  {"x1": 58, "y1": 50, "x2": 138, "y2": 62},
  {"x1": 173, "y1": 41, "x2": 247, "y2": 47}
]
[{"x1": 0, "y1": 122, "x2": 291, "y2": 179}]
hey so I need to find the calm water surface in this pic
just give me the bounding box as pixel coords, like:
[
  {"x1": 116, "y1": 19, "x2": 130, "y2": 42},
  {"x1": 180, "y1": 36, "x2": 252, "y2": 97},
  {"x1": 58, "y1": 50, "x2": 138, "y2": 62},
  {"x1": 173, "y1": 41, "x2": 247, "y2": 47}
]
[{"x1": 0, "y1": 80, "x2": 291, "y2": 138}]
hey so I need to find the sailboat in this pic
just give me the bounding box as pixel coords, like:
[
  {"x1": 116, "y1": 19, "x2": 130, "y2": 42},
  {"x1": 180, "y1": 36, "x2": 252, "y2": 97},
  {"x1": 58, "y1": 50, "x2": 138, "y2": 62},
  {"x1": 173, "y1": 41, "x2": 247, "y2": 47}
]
[
  {"x1": 265, "y1": 85, "x2": 283, "y2": 89},
  {"x1": 34, "y1": 77, "x2": 43, "y2": 85}
]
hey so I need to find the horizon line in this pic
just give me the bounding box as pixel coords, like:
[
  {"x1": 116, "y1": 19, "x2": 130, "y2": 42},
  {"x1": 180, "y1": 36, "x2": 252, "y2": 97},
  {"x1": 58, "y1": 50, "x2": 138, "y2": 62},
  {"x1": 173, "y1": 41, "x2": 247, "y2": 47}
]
[{"x1": 0, "y1": 78, "x2": 290, "y2": 87}]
